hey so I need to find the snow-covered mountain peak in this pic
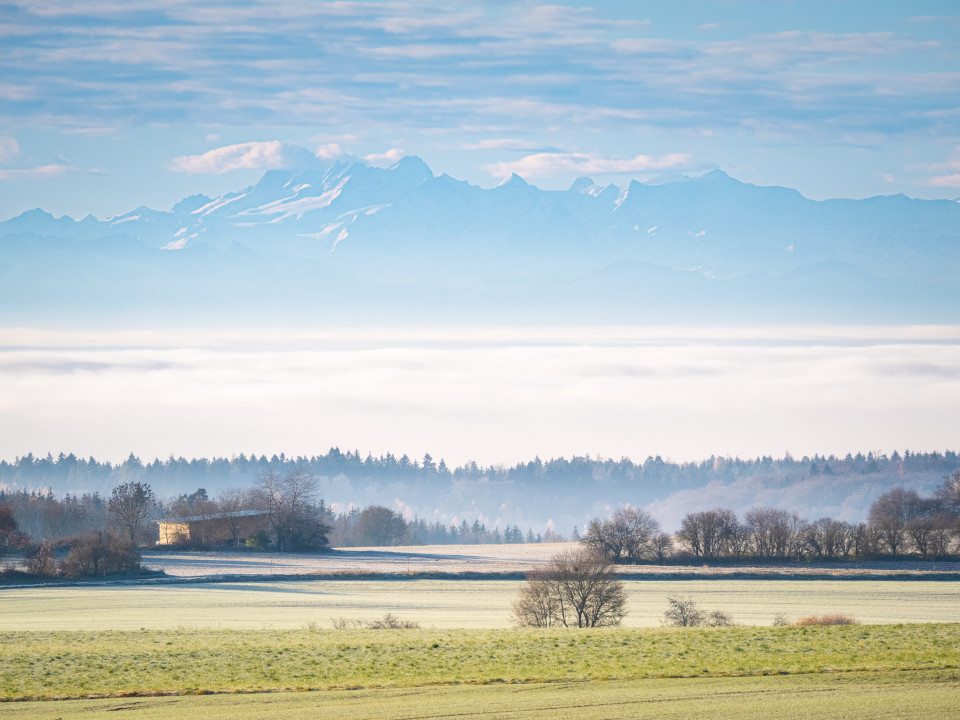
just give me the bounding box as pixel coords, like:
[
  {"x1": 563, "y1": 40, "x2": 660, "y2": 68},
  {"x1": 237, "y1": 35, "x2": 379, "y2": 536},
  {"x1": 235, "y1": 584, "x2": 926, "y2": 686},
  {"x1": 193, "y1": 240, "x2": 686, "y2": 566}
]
[
  {"x1": 387, "y1": 155, "x2": 433, "y2": 185},
  {"x1": 496, "y1": 173, "x2": 531, "y2": 189},
  {"x1": 2, "y1": 162, "x2": 958, "y2": 326},
  {"x1": 170, "y1": 194, "x2": 213, "y2": 215},
  {"x1": 568, "y1": 177, "x2": 596, "y2": 192}
]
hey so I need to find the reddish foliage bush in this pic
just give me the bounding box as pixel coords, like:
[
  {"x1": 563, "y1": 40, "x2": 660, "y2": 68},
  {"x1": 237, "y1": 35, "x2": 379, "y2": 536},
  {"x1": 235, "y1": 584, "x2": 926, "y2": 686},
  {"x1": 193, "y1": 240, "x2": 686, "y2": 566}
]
[{"x1": 795, "y1": 614, "x2": 859, "y2": 626}]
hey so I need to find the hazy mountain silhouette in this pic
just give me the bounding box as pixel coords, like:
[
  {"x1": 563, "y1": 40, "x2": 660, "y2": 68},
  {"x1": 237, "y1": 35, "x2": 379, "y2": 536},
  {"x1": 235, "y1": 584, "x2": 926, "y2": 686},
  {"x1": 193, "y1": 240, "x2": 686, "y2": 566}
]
[{"x1": 2, "y1": 156, "x2": 957, "y2": 324}]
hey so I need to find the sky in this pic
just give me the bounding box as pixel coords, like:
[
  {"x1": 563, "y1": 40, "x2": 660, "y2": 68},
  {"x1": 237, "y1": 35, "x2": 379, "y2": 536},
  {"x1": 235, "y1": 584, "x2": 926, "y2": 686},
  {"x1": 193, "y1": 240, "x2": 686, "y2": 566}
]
[
  {"x1": 2, "y1": 2, "x2": 959, "y2": 472},
  {"x1": 1, "y1": 0, "x2": 959, "y2": 221}
]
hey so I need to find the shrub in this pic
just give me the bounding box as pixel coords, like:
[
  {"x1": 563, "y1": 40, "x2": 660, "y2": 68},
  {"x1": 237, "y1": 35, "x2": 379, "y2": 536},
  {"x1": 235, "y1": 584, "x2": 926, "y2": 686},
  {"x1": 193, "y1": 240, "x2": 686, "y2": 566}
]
[
  {"x1": 60, "y1": 532, "x2": 140, "y2": 578},
  {"x1": 663, "y1": 597, "x2": 736, "y2": 627},
  {"x1": 366, "y1": 613, "x2": 420, "y2": 629},
  {"x1": 26, "y1": 540, "x2": 58, "y2": 577},
  {"x1": 662, "y1": 596, "x2": 706, "y2": 627},
  {"x1": 772, "y1": 612, "x2": 790, "y2": 626},
  {"x1": 705, "y1": 610, "x2": 734, "y2": 627},
  {"x1": 245, "y1": 530, "x2": 270, "y2": 550},
  {"x1": 330, "y1": 613, "x2": 420, "y2": 630},
  {"x1": 795, "y1": 614, "x2": 859, "y2": 626}
]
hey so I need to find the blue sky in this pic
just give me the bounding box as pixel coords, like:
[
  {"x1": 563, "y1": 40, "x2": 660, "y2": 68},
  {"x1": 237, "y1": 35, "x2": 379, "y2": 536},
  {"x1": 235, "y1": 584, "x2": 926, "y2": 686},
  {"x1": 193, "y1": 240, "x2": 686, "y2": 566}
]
[{"x1": 1, "y1": 0, "x2": 959, "y2": 220}]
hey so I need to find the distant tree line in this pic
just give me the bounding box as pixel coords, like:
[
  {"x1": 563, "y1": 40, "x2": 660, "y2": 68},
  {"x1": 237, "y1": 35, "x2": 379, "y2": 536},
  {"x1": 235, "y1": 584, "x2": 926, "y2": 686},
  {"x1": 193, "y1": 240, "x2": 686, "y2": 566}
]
[
  {"x1": 0, "y1": 482, "x2": 154, "y2": 579},
  {"x1": 0, "y1": 464, "x2": 557, "y2": 573},
  {"x1": 327, "y1": 505, "x2": 555, "y2": 547},
  {"x1": 3, "y1": 464, "x2": 959, "y2": 578},
  {"x1": 3, "y1": 448, "x2": 958, "y2": 499},
  {"x1": 0, "y1": 464, "x2": 555, "y2": 554},
  {"x1": 581, "y1": 471, "x2": 960, "y2": 562}
]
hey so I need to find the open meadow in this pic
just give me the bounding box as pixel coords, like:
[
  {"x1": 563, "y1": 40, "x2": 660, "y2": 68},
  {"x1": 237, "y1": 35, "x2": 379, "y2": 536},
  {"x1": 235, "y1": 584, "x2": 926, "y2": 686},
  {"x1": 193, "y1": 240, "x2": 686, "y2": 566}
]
[
  {"x1": 4, "y1": 670, "x2": 960, "y2": 720},
  {"x1": 2, "y1": 625, "x2": 960, "y2": 717},
  {"x1": 5, "y1": 545, "x2": 960, "y2": 717},
  {"x1": 140, "y1": 544, "x2": 960, "y2": 579},
  {"x1": 2, "y1": 578, "x2": 959, "y2": 630}
]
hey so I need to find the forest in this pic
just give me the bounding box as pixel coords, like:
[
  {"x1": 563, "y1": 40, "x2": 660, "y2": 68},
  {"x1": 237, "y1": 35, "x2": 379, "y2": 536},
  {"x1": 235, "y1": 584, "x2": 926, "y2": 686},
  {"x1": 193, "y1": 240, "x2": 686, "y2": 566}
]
[
  {"x1": 4, "y1": 448, "x2": 958, "y2": 495},
  {"x1": 2, "y1": 459, "x2": 959, "y2": 580}
]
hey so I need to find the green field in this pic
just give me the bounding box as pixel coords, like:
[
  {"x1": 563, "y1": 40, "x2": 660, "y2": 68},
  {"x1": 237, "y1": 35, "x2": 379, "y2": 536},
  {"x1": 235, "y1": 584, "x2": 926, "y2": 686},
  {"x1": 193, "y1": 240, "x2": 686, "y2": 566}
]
[
  {"x1": 4, "y1": 670, "x2": 960, "y2": 720},
  {"x1": 3, "y1": 624, "x2": 959, "y2": 701},
  {"x1": 5, "y1": 574, "x2": 960, "y2": 717},
  {"x1": 3, "y1": 578, "x2": 959, "y2": 629}
]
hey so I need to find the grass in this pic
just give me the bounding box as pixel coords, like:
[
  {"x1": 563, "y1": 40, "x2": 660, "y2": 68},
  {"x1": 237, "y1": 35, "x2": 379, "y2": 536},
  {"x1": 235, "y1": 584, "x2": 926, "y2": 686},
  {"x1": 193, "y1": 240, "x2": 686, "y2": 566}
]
[
  {"x1": 2, "y1": 623, "x2": 959, "y2": 701},
  {"x1": 2, "y1": 578, "x2": 959, "y2": 630},
  {"x1": 4, "y1": 670, "x2": 960, "y2": 720}
]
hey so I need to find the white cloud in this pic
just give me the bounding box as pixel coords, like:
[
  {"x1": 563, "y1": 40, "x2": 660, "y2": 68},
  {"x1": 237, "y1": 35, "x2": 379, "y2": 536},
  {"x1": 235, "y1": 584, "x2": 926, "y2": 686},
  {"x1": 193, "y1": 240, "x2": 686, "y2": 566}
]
[
  {"x1": 0, "y1": 164, "x2": 71, "y2": 180},
  {"x1": 364, "y1": 44, "x2": 473, "y2": 60},
  {"x1": 929, "y1": 174, "x2": 960, "y2": 188},
  {"x1": 170, "y1": 141, "x2": 316, "y2": 174},
  {"x1": 316, "y1": 143, "x2": 354, "y2": 161},
  {"x1": 0, "y1": 83, "x2": 34, "y2": 101},
  {"x1": 612, "y1": 38, "x2": 684, "y2": 54},
  {"x1": 0, "y1": 137, "x2": 19, "y2": 164},
  {"x1": 461, "y1": 138, "x2": 533, "y2": 151},
  {"x1": 703, "y1": 31, "x2": 934, "y2": 68},
  {"x1": 364, "y1": 148, "x2": 405, "y2": 167},
  {"x1": 485, "y1": 152, "x2": 694, "y2": 179}
]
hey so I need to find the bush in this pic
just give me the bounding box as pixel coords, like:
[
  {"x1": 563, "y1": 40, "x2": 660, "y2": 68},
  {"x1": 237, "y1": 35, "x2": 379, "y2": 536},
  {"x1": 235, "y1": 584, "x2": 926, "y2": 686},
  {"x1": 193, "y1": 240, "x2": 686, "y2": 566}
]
[
  {"x1": 26, "y1": 540, "x2": 58, "y2": 577},
  {"x1": 662, "y1": 596, "x2": 706, "y2": 626},
  {"x1": 330, "y1": 613, "x2": 420, "y2": 630},
  {"x1": 662, "y1": 597, "x2": 736, "y2": 627},
  {"x1": 795, "y1": 614, "x2": 859, "y2": 626},
  {"x1": 706, "y1": 610, "x2": 734, "y2": 627},
  {"x1": 60, "y1": 532, "x2": 141, "y2": 578},
  {"x1": 245, "y1": 530, "x2": 270, "y2": 550}
]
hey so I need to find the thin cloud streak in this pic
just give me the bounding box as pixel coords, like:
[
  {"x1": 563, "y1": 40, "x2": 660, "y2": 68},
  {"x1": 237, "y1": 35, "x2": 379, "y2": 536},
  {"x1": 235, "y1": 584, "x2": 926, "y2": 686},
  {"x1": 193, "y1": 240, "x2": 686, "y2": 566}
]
[
  {"x1": 170, "y1": 141, "x2": 321, "y2": 174},
  {"x1": 0, "y1": 164, "x2": 73, "y2": 180},
  {"x1": 486, "y1": 152, "x2": 696, "y2": 179}
]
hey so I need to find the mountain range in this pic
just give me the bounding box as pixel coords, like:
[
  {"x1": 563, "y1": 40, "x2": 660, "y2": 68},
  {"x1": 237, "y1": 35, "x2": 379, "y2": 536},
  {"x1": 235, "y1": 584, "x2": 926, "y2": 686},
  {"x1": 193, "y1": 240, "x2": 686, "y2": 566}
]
[{"x1": 3, "y1": 156, "x2": 958, "y2": 324}]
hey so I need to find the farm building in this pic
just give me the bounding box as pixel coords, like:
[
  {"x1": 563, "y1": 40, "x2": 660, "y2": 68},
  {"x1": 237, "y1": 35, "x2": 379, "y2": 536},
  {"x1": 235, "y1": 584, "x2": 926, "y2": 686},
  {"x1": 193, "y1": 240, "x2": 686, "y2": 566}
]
[{"x1": 156, "y1": 509, "x2": 269, "y2": 546}]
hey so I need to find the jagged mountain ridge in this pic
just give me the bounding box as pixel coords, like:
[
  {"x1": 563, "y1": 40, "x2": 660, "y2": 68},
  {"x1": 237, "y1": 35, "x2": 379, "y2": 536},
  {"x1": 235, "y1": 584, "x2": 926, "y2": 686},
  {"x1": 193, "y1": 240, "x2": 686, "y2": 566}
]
[{"x1": 2, "y1": 156, "x2": 958, "y2": 323}]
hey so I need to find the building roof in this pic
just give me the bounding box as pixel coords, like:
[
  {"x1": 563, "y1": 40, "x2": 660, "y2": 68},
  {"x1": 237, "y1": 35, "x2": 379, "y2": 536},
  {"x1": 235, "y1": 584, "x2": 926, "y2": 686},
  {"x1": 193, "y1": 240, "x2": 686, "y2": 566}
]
[{"x1": 160, "y1": 509, "x2": 268, "y2": 524}]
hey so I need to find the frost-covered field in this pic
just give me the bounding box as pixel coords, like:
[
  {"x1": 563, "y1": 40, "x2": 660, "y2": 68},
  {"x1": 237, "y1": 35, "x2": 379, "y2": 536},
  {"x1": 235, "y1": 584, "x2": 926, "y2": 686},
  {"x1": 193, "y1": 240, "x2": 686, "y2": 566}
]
[
  {"x1": 142, "y1": 542, "x2": 568, "y2": 577},
  {"x1": 2, "y1": 578, "x2": 959, "y2": 631},
  {"x1": 140, "y1": 543, "x2": 960, "y2": 579}
]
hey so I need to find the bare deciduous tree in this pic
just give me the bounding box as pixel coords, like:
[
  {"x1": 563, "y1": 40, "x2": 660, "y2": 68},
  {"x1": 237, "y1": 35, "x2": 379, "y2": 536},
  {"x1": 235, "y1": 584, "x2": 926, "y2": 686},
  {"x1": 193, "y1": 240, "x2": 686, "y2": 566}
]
[
  {"x1": 662, "y1": 596, "x2": 705, "y2": 627},
  {"x1": 676, "y1": 509, "x2": 738, "y2": 559},
  {"x1": 662, "y1": 596, "x2": 734, "y2": 627},
  {"x1": 582, "y1": 507, "x2": 661, "y2": 563},
  {"x1": 651, "y1": 532, "x2": 674, "y2": 563},
  {"x1": 869, "y1": 488, "x2": 924, "y2": 554},
  {"x1": 745, "y1": 507, "x2": 808, "y2": 559},
  {"x1": 935, "y1": 471, "x2": 960, "y2": 515},
  {"x1": 252, "y1": 466, "x2": 327, "y2": 551},
  {"x1": 108, "y1": 482, "x2": 156, "y2": 543},
  {"x1": 806, "y1": 517, "x2": 854, "y2": 559},
  {"x1": 512, "y1": 547, "x2": 626, "y2": 628},
  {"x1": 215, "y1": 487, "x2": 255, "y2": 547}
]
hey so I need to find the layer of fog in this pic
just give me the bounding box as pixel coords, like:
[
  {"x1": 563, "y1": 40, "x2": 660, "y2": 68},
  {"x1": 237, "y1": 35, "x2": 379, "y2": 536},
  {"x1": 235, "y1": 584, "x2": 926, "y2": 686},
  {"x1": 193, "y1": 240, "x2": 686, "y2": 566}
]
[{"x1": 3, "y1": 325, "x2": 959, "y2": 471}]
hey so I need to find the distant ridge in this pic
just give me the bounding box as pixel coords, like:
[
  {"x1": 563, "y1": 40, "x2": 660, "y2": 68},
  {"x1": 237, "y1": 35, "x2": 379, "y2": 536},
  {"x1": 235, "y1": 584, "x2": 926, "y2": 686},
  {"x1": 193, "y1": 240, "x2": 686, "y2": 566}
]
[{"x1": 1, "y1": 156, "x2": 957, "y2": 324}]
